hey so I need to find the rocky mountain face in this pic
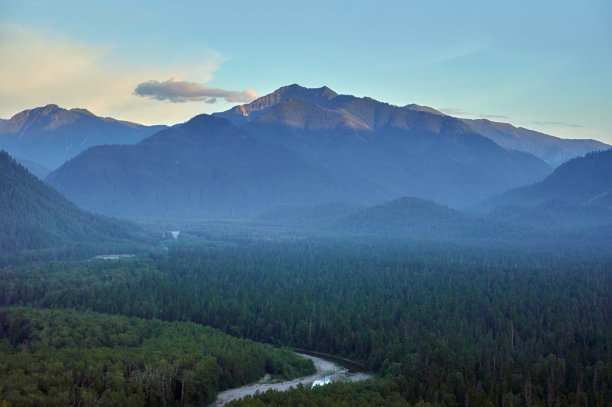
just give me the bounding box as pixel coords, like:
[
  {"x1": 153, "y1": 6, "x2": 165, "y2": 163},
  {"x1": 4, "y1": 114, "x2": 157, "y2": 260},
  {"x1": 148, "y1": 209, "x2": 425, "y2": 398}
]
[
  {"x1": 214, "y1": 84, "x2": 339, "y2": 124},
  {"x1": 0, "y1": 104, "x2": 165, "y2": 174},
  {"x1": 47, "y1": 85, "x2": 553, "y2": 220}
]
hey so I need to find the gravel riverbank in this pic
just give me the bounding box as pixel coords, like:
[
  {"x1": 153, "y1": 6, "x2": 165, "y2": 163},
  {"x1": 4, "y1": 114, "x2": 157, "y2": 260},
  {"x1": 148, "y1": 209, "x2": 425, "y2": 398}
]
[{"x1": 210, "y1": 354, "x2": 372, "y2": 406}]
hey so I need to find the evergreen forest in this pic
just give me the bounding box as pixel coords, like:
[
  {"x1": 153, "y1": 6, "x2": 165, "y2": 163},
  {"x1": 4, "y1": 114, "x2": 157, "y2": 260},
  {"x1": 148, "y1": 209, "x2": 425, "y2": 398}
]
[{"x1": 1, "y1": 240, "x2": 610, "y2": 406}]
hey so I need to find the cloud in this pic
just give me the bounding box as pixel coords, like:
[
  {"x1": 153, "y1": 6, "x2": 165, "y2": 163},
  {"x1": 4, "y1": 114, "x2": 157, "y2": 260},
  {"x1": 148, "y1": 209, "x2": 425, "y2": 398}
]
[
  {"x1": 439, "y1": 108, "x2": 473, "y2": 117},
  {"x1": 526, "y1": 121, "x2": 583, "y2": 128},
  {"x1": 0, "y1": 23, "x2": 248, "y2": 125},
  {"x1": 480, "y1": 114, "x2": 508, "y2": 120},
  {"x1": 439, "y1": 108, "x2": 508, "y2": 120},
  {"x1": 134, "y1": 78, "x2": 258, "y2": 103}
]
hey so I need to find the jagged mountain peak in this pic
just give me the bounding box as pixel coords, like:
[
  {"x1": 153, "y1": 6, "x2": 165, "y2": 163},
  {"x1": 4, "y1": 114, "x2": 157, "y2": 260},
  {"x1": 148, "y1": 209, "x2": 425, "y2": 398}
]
[
  {"x1": 216, "y1": 84, "x2": 477, "y2": 134},
  {"x1": 253, "y1": 97, "x2": 371, "y2": 131},
  {"x1": 0, "y1": 105, "x2": 166, "y2": 171},
  {"x1": 273, "y1": 83, "x2": 338, "y2": 97},
  {"x1": 1, "y1": 104, "x2": 78, "y2": 133},
  {"x1": 214, "y1": 84, "x2": 341, "y2": 124}
]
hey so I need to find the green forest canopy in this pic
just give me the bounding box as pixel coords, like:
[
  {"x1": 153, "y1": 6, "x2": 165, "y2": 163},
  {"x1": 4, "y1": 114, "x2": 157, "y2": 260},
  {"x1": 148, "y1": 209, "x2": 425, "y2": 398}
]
[{"x1": 1, "y1": 240, "x2": 610, "y2": 406}]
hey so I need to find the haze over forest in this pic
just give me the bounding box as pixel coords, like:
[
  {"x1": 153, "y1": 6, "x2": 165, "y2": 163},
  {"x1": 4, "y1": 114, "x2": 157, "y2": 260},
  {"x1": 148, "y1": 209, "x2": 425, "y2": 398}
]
[{"x1": 1, "y1": 1, "x2": 611, "y2": 406}]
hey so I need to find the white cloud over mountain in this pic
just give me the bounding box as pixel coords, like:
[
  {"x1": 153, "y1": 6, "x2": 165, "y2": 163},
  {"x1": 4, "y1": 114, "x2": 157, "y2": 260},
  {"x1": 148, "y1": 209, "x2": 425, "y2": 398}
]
[
  {"x1": 0, "y1": 23, "x2": 250, "y2": 125},
  {"x1": 134, "y1": 78, "x2": 257, "y2": 103}
]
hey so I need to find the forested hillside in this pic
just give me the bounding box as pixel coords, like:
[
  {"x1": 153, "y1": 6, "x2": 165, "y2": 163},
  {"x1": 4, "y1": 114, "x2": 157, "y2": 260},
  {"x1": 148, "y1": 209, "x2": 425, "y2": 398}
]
[
  {"x1": 481, "y1": 149, "x2": 612, "y2": 210},
  {"x1": 0, "y1": 307, "x2": 314, "y2": 406},
  {"x1": 0, "y1": 150, "x2": 152, "y2": 265},
  {"x1": 1, "y1": 241, "x2": 610, "y2": 406}
]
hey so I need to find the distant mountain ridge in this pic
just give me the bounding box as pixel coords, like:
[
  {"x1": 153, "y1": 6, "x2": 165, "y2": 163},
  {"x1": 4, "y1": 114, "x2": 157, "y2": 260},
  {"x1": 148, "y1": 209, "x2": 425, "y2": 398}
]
[
  {"x1": 47, "y1": 85, "x2": 553, "y2": 220},
  {"x1": 462, "y1": 118, "x2": 609, "y2": 166},
  {"x1": 395, "y1": 102, "x2": 609, "y2": 166},
  {"x1": 222, "y1": 85, "x2": 608, "y2": 166},
  {"x1": 0, "y1": 104, "x2": 166, "y2": 174},
  {"x1": 480, "y1": 149, "x2": 612, "y2": 210}
]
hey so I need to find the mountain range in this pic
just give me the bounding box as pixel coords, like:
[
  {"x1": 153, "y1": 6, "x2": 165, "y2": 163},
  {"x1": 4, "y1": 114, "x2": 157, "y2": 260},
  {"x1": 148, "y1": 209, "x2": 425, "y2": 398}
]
[
  {"x1": 332, "y1": 146, "x2": 612, "y2": 238},
  {"x1": 4, "y1": 83, "x2": 608, "y2": 226},
  {"x1": 46, "y1": 85, "x2": 556, "y2": 220},
  {"x1": 461, "y1": 118, "x2": 608, "y2": 167},
  {"x1": 0, "y1": 104, "x2": 165, "y2": 176},
  {"x1": 327, "y1": 151, "x2": 612, "y2": 240},
  {"x1": 257, "y1": 147, "x2": 612, "y2": 240},
  {"x1": 401, "y1": 104, "x2": 608, "y2": 166}
]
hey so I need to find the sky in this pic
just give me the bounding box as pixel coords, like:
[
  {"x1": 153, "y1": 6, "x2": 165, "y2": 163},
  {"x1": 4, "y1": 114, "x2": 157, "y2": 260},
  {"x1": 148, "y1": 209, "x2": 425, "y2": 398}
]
[{"x1": 1, "y1": 0, "x2": 611, "y2": 143}]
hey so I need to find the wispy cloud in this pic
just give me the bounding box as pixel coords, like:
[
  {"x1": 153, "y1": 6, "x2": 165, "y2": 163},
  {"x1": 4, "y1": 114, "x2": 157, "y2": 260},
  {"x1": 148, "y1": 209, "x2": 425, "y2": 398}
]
[
  {"x1": 480, "y1": 114, "x2": 508, "y2": 120},
  {"x1": 0, "y1": 23, "x2": 244, "y2": 125},
  {"x1": 134, "y1": 78, "x2": 257, "y2": 103},
  {"x1": 526, "y1": 121, "x2": 583, "y2": 128},
  {"x1": 439, "y1": 108, "x2": 508, "y2": 120},
  {"x1": 439, "y1": 108, "x2": 472, "y2": 116}
]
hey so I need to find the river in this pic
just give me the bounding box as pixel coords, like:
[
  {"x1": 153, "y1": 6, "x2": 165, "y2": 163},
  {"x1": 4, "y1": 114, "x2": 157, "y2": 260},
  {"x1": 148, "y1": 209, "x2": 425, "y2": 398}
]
[{"x1": 209, "y1": 353, "x2": 372, "y2": 406}]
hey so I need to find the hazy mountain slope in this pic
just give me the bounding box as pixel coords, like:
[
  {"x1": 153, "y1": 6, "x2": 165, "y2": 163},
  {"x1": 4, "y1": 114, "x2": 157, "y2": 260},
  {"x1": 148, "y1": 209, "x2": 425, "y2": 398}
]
[
  {"x1": 0, "y1": 150, "x2": 150, "y2": 257},
  {"x1": 331, "y1": 197, "x2": 476, "y2": 237},
  {"x1": 0, "y1": 104, "x2": 166, "y2": 171},
  {"x1": 246, "y1": 94, "x2": 551, "y2": 207},
  {"x1": 462, "y1": 118, "x2": 609, "y2": 166},
  {"x1": 260, "y1": 201, "x2": 364, "y2": 228},
  {"x1": 47, "y1": 115, "x2": 340, "y2": 219},
  {"x1": 481, "y1": 149, "x2": 612, "y2": 209},
  {"x1": 13, "y1": 156, "x2": 50, "y2": 179},
  {"x1": 487, "y1": 199, "x2": 612, "y2": 230}
]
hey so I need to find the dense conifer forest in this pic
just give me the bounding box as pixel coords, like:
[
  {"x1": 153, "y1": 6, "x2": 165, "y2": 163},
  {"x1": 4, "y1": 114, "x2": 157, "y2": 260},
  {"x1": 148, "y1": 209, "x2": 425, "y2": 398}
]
[
  {"x1": 0, "y1": 307, "x2": 314, "y2": 406},
  {"x1": 1, "y1": 240, "x2": 610, "y2": 406},
  {"x1": 0, "y1": 150, "x2": 153, "y2": 266}
]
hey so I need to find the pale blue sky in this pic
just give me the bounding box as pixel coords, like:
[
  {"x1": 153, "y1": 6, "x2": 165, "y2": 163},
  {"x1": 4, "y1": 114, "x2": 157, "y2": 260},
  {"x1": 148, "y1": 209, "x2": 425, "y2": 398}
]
[{"x1": 1, "y1": 0, "x2": 611, "y2": 143}]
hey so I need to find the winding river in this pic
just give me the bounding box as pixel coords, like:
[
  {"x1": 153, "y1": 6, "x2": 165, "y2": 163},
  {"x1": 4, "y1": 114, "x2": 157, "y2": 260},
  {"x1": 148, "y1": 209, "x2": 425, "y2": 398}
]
[{"x1": 209, "y1": 353, "x2": 372, "y2": 406}]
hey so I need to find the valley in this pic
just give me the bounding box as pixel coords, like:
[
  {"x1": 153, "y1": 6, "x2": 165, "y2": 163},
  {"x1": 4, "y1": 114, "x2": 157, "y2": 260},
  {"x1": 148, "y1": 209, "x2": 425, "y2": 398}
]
[{"x1": 1, "y1": 85, "x2": 611, "y2": 406}]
